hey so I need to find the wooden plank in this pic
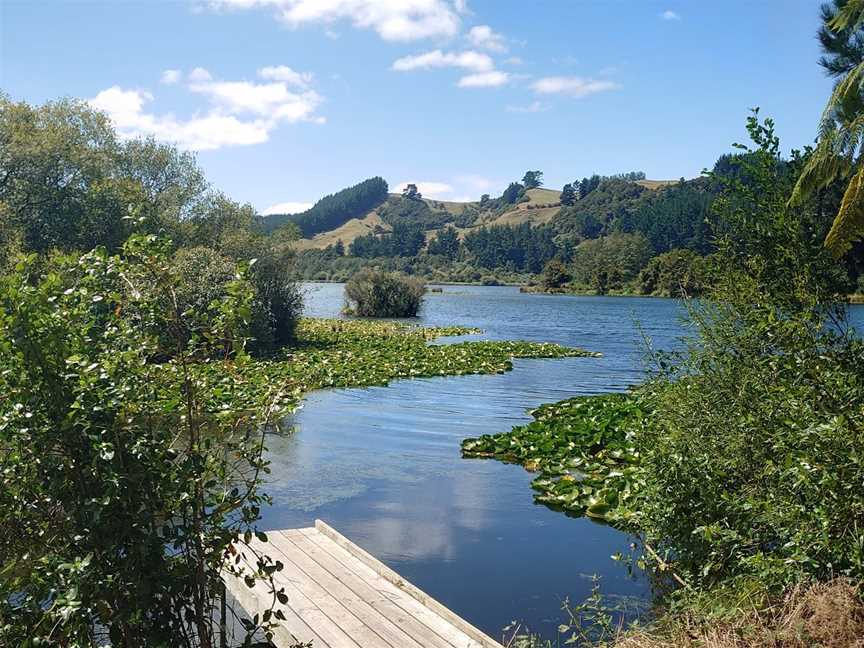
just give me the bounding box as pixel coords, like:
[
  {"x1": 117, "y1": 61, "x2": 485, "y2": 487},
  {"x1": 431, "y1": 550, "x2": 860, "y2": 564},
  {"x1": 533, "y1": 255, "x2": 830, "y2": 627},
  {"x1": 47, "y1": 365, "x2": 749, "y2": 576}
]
[
  {"x1": 223, "y1": 555, "x2": 326, "y2": 647},
  {"x1": 300, "y1": 527, "x2": 495, "y2": 648},
  {"x1": 226, "y1": 524, "x2": 505, "y2": 648},
  {"x1": 278, "y1": 530, "x2": 457, "y2": 648},
  {"x1": 263, "y1": 532, "x2": 395, "y2": 648},
  {"x1": 314, "y1": 520, "x2": 503, "y2": 648}
]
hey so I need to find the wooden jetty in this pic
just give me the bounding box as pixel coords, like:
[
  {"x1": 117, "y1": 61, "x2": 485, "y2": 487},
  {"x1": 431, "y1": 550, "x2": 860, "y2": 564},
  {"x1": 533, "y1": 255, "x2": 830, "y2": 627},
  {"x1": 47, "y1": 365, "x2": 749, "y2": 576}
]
[{"x1": 225, "y1": 519, "x2": 504, "y2": 648}]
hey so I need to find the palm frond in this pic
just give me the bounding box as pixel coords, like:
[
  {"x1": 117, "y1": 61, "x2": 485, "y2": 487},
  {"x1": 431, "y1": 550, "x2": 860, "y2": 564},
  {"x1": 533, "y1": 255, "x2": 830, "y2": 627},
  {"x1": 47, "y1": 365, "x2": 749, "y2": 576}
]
[
  {"x1": 829, "y1": 0, "x2": 864, "y2": 31},
  {"x1": 826, "y1": 165, "x2": 864, "y2": 256},
  {"x1": 789, "y1": 135, "x2": 852, "y2": 206}
]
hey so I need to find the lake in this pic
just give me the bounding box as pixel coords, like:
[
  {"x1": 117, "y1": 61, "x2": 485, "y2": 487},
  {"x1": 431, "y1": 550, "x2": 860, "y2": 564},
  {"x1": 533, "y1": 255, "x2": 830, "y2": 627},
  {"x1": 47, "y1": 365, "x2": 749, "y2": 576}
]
[{"x1": 258, "y1": 284, "x2": 863, "y2": 641}]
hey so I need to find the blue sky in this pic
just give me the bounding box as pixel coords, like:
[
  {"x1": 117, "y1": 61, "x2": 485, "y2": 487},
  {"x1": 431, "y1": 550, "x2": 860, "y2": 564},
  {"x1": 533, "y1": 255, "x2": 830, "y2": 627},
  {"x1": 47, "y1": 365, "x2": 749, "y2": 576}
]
[{"x1": 1, "y1": 1, "x2": 832, "y2": 214}]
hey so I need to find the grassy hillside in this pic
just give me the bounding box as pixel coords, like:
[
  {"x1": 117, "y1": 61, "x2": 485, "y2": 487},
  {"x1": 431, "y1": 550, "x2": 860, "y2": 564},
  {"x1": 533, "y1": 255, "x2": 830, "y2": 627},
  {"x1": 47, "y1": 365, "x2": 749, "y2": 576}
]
[{"x1": 286, "y1": 180, "x2": 686, "y2": 252}]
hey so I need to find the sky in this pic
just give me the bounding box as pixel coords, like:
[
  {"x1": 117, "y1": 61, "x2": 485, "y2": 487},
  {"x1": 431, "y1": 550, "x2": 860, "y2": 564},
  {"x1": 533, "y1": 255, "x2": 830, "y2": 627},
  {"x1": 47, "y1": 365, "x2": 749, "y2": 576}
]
[{"x1": 0, "y1": 0, "x2": 834, "y2": 215}]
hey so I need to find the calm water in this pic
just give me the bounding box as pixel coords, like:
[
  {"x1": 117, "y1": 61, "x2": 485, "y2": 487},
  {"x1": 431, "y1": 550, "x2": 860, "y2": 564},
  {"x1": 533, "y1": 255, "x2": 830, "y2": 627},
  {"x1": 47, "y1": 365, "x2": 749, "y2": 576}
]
[{"x1": 259, "y1": 284, "x2": 864, "y2": 640}]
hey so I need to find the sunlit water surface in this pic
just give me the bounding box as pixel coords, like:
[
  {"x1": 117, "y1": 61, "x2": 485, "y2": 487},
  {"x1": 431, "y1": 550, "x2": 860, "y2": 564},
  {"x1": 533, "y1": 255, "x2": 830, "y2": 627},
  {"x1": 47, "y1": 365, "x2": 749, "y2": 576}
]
[{"x1": 259, "y1": 283, "x2": 864, "y2": 640}]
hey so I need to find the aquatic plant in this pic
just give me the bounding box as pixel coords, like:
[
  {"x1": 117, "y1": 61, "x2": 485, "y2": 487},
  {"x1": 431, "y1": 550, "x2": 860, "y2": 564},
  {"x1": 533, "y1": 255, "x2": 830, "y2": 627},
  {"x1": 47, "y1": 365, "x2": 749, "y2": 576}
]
[{"x1": 462, "y1": 393, "x2": 646, "y2": 526}]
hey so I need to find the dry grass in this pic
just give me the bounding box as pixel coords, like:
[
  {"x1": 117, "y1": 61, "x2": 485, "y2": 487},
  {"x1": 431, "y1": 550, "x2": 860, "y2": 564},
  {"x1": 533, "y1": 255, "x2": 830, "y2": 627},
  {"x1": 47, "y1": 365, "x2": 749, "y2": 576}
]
[
  {"x1": 617, "y1": 580, "x2": 864, "y2": 648},
  {"x1": 636, "y1": 179, "x2": 680, "y2": 190},
  {"x1": 292, "y1": 210, "x2": 388, "y2": 250}
]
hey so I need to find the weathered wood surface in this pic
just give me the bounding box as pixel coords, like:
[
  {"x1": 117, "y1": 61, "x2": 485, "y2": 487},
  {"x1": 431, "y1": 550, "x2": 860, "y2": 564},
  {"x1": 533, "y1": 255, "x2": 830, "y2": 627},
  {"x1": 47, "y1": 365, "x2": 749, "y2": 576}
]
[{"x1": 224, "y1": 520, "x2": 504, "y2": 648}]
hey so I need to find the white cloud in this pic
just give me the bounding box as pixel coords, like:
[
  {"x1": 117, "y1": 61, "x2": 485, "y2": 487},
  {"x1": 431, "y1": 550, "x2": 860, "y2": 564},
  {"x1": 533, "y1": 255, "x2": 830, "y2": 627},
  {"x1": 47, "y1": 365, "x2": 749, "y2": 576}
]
[
  {"x1": 257, "y1": 64, "x2": 313, "y2": 87},
  {"x1": 457, "y1": 70, "x2": 509, "y2": 87},
  {"x1": 188, "y1": 67, "x2": 213, "y2": 82},
  {"x1": 660, "y1": 10, "x2": 680, "y2": 20},
  {"x1": 506, "y1": 100, "x2": 549, "y2": 113},
  {"x1": 466, "y1": 24, "x2": 506, "y2": 52},
  {"x1": 208, "y1": 0, "x2": 461, "y2": 41},
  {"x1": 392, "y1": 49, "x2": 493, "y2": 73},
  {"x1": 395, "y1": 181, "x2": 454, "y2": 197},
  {"x1": 262, "y1": 201, "x2": 314, "y2": 215},
  {"x1": 531, "y1": 76, "x2": 620, "y2": 97},
  {"x1": 503, "y1": 56, "x2": 523, "y2": 65},
  {"x1": 161, "y1": 69, "x2": 182, "y2": 85},
  {"x1": 89, "y1": 65, "x2": 323, "y2": 151},
  {"x1": 188, "y1": 79, "x2": 322, "y2": 122}
]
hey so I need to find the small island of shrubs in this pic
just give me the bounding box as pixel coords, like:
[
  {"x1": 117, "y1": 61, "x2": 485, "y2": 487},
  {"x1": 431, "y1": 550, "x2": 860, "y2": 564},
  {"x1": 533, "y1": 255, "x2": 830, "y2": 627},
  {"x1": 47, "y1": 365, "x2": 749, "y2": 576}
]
[{"x1": 344, "y1": 269, "x2": 426, "y2": 317}]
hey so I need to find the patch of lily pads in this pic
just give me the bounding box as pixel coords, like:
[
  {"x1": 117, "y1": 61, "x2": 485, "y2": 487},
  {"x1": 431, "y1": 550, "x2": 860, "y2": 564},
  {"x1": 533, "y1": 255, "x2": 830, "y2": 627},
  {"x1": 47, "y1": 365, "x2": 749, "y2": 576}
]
[
  {"x1": 461, "y1": 393, "x2": 648, "y2": 525},
  {"x1": 181, "y1": 318, "x2": 599, "y2": 425}
]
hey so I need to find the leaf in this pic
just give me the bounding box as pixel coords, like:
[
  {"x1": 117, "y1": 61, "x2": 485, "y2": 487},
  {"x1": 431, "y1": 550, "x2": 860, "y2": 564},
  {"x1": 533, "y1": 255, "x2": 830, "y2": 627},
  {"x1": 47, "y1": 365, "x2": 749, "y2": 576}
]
[{"x1": 826, "y1": 166, "x2": 864, "y2": 256}]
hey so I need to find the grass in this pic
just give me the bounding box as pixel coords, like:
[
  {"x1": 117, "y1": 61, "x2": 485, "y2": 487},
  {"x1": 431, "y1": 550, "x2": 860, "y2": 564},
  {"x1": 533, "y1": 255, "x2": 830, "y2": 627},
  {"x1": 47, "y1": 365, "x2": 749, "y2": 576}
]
[{"x1": 293, "y1": 210, "x2": 388, "y2": 251}]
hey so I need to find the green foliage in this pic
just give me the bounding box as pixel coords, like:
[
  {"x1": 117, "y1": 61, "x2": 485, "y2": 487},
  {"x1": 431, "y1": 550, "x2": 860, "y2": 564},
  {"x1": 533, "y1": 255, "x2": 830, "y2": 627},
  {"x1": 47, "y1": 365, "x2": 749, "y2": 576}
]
[
  {"x1": 560, "y1": 183, "x2": 577, "y2": 206},
  {"x1": 0, "y1": 96, "x2": 208, "y2": 255},
  {"x1": 427, "y1": 225, "x2": 460, "y2": 259},
  {"x1": 541, "y1": 259, "x2": 570, "y2": 288},
  {"x1": 376, "y1": 194, "x2": 453, "y2": 230},
  {"x1": 637, "y1": 248, "x2": 708, "y2": 297},
  {"x1": 556, "y1": 178, "x2": 649, "y2": 241},
  {"x1": 632, "y1": 114, "x2": 864, "y2": 592},
  {"x1": 790, "y1": 2, "x2": 864, "y2": 256},
  {"x1": 502, "y1": 181, "x2": 525, "y2": 205},
  {"x1": 266, "y1": 176, "x2": 388, "y2": 236},
  {"x1": 350, "y1": 220, "x2": 427, "y2": 258},
  {"x1": 522, "y1": 170, "x2": 544, "y2": 189},
  {"x1": 0, "y1": 235, "x2": 286, "y2": 646},
  {"x1": 344, "y1": 269, "x2": 426, "y2": 317},
  {"x1": 616, "y1": 178, "x2": 715, "y2": 254},
  {"x1": 570, "y1": 232, "x2": 652, "y2": 294},
  {"x1": 462, "y1": 393, "x2": 641, "y2": 526},
  {"x1": 463, "y1": 223, "x2": 559, "y2": 273}
]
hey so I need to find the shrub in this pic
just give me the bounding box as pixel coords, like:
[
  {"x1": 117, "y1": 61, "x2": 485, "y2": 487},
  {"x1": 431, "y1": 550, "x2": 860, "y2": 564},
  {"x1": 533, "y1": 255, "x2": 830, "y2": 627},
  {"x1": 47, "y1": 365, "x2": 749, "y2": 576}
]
[
  {"x1": 173, "y1": 245, "x2": 302, "y2": 356},
  {"x1": 344, "y1": 269, "x2": 425, "y2": 317},
  {"x1": 0, "y1": 235, "x2": 285, "y2": 646},
  {"x1": 634, "y1": 114, "x2": 864, "y2": 592},
  {"x1": 542, "y1": 259, "x2": 570, "y2": 289},
  {"x1": 247, "y1": 252, "x2": 303, "y2": 353}
]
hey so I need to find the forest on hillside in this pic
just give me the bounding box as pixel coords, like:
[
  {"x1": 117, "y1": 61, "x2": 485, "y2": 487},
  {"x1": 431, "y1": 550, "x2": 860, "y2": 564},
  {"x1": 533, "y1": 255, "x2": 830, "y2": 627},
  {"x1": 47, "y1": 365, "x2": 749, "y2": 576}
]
[{"x1": 286, "y1": 165, "x2": 864, "y2": 297}]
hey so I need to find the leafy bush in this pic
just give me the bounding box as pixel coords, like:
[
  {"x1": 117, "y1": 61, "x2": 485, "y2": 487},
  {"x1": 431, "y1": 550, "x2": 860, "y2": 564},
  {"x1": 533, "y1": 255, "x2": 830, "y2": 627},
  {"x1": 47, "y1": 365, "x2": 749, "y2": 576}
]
[
  {"x1": 172, "y1": 243, "x2": 302, "y2": 356},
  {"x1": 0, "y1": 235, "x2": 285, "y2": 646},
  {"x1": 637, "y1": 248, "x2": 708, "y2": 297},
  {"x1": 344, "y1": 269, "x2": 426, "y2": 317},
  {"x1": 570, "y1": 232, "x2": 652, "y2": 293},
  {"x1": 542, "y1": 259, "x2": 570, "y2": 289},
  {"x1": 247, "y1": 250, "x2": 304, "y2": 353},
  {"x1": 634, "y1": 114, "x2": 864, "y2": 592}
]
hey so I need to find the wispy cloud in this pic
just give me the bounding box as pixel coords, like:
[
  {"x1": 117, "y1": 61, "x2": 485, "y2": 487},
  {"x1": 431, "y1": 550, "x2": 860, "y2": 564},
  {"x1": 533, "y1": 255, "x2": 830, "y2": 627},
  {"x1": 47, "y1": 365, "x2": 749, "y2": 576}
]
[
  {"x1": 506, "y1": 100, "x2": 549, "y2": 113},
  {"x1": 457, "y1": 70, "x2": 509, "y2": 88},
  {"x1": 531, "y1": 76, "x2": 620, "y2": 98},
  {"x1": 160, "y1": 69, "x2": 181, "y2": 85},
  {"x1": 262, "y1": 201, "x2": 313, "y2": 215},
  {"x1": 466, "y1": 24, "x2": 506, "y2": 52},
  {"x1": 89, "y1": 65, "x2": 323, "y2": 151},
  {"x1": 392, "y1": 49, "x2": 494, "y2": 73},
  {"x1": 207, "y1": 0, "x2": 462, "y2": 42},
  {"x1": 660, "y1": 10, "x2": 680, "y2": 20}
]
